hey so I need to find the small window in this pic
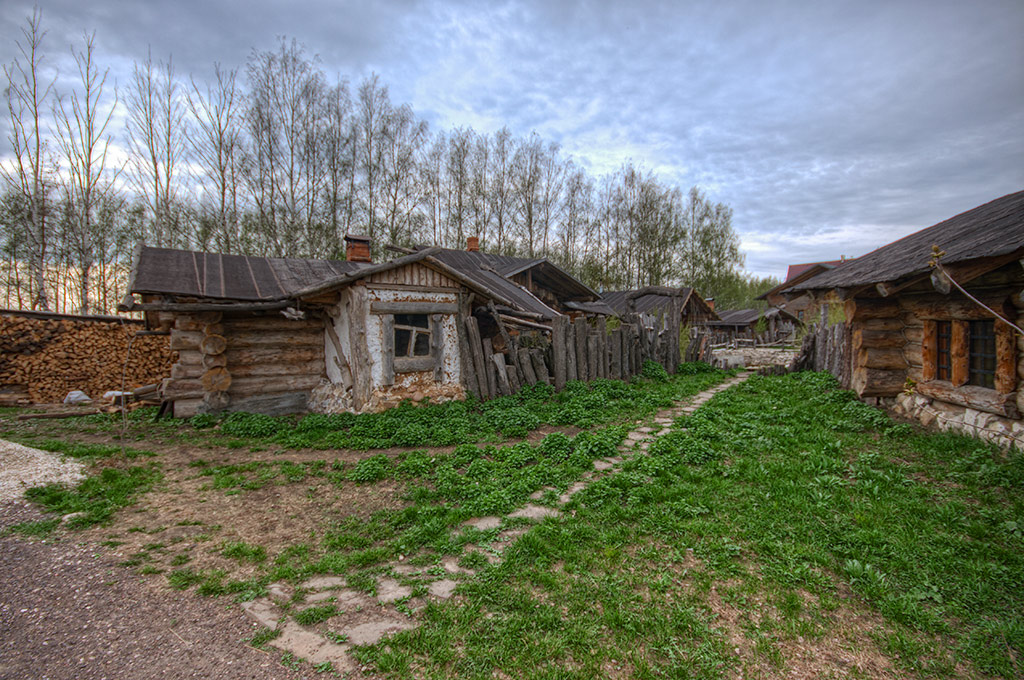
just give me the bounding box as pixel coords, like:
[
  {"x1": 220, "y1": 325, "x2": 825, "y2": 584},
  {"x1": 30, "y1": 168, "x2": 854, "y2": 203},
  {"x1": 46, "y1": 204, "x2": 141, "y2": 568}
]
[
  {"x1": 936, "y1": 320, "x2": 951, "y2": 381},
  {"x1": 394, "y1": 314, "x2": 431, "y2": 358},
  {"x1": 968, "y1": 320, "x2": 996, "y2": 389}
]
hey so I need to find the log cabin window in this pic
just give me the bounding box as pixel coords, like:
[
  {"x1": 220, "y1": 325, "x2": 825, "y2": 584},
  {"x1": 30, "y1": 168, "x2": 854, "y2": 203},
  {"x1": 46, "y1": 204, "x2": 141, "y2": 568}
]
[
  {"x1": 968, "y1": 319, "x2": 996, "y2": 389},
  {"x1": 935, "y1": 320, "x2": 951, "y2": 381},
  {"x1": 394, "y1": 314, "x2": 431, "y2": 358}
]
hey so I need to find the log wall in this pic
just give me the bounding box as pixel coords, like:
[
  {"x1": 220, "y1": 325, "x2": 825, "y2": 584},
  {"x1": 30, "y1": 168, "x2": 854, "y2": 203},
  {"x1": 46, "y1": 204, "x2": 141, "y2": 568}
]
[{"x1": 164, "y1": 311, "x2": 325, "y2": 418}]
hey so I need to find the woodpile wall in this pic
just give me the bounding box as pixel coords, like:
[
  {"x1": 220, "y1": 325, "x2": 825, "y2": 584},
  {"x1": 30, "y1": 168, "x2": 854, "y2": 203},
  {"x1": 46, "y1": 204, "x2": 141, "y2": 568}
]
[
  {"x1": 163, "y1": 311, "x2": 325, "y2": 418},
  {"x1": 0, "y1": 310, "x2": 174, "y2": 405}
]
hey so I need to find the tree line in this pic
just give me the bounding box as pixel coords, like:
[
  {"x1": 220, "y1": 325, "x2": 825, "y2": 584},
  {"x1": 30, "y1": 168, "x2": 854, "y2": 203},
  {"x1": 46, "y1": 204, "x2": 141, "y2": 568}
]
[{"x1": 1, "y1": 11, "x2": 778, "y2": 315}]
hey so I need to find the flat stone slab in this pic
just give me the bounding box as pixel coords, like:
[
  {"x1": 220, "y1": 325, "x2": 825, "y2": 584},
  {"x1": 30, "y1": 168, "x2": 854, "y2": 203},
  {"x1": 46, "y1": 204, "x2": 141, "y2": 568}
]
[
  {"x1": 376, "y1": 578, "x2": 413, "y2": 603},
  {"x1": 635, "y1": 426, "x2": 655, "y2": 433},
  {"x1": 508, "y1": 504, "x2": 561, "y2": 521},
  {"x1": 305, "y1": 591, "x2": 337, "y2": 604},
  {"x1": 343, "y1": 620, "x2": 417, "y2": 646},
  {"x1": 301, "y1": 576, "x2": 347, "y2": 590},
  {"x1": 592, "y1": 459, "x2": 615, "y2": 471},
  {"x1": 269, "y1": 621, "x2": 353, "y2": 670},
  {"x1": 391, "y1": 564, "x2": 422, "y2": 576},
  {"x1": 463, "y1": 515, "x2": 502, "y2": 531},
  {"x1": 528, "y1": 488, "x2": 551, "y2": 501},
  {"x1": 241, "y1": 598, "x2": 281, "y2": 629},
  {"x1": 427, "y1": 579, "x2": 458, "y2": 599},
  {"x1": 440, "y1": 556, "x2": 475, "y2": 575},
  {"x1": 266, "y1": 582, "x2": 292, "y2": 603}
]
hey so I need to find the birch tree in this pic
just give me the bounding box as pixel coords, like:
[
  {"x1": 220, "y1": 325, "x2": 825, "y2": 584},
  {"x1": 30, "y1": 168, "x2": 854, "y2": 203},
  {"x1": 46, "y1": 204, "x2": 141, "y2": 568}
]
[
  {"x1": 1, "y1": 8, "x2": 56, "y2": 309},
  {"x1": 52, "y1": 32, "x2": 120, "y2": 314}
]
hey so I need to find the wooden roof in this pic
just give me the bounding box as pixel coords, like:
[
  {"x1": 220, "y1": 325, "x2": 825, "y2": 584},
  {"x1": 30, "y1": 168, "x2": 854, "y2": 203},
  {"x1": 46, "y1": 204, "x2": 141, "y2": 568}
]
[
  {"x1": 124, "y1": 246, "x2": 516, "y2": 312},
  {"x1": 707, "y1": 307, "x2": 799, "y2": 327},
  {"x1": 602, "y1": 287, "x2": 718, "y2": 320},
  {"x1": 791, "y1": 190, "x2": 1024, "y2": 292}
]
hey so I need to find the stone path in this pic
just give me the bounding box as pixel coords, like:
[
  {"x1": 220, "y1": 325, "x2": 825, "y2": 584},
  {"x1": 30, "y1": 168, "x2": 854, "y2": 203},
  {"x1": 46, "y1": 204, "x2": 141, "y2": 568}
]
[{"x1": 242, "y1": 372, "x2": 751, "y2": 673}]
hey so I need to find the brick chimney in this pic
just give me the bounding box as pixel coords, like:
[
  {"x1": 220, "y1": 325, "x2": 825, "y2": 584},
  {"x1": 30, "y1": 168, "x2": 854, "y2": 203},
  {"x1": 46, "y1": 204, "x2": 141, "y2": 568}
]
[
  {"x1": 466, "y1": 236, "x2": 480, "y2": 252},
  {"x1": 706, "y1": 297, "x2": 715, "y2": 311},
  {"x1": 344, "y1": 234, "x2": 372, "y2": 263}
]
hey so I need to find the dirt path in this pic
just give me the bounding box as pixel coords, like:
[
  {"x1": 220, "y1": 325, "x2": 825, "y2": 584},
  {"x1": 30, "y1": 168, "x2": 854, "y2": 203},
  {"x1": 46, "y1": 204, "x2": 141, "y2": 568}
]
[{"x1": 0, "y1": 501, "x2": 323, "y2": 680}]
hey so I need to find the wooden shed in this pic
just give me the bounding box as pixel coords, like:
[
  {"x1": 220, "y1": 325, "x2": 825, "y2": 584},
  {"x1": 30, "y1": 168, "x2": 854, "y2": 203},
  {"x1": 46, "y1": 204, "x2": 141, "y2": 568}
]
[
  {"x1": 602, "y1": 286, "x2": 719, "y2": 327},
  {"x1": 785, "y1": 190, "x2": 1024, "y2": 445},
  {"x1": 705, "y1": 307, "x2": 801, "y2": 345},
  {"x1": 120, "y1": 239, "x2": 522, "y2": 418}
]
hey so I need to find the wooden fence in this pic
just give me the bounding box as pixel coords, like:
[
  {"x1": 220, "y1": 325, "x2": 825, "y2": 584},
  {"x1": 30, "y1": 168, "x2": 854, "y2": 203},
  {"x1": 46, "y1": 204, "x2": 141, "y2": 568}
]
[
  {"x1": 784, "y1": 320, "x2": 851, "y2": 388},
  {"x1": 462, "y1": 310, "x2": 712, "y2": 400}
]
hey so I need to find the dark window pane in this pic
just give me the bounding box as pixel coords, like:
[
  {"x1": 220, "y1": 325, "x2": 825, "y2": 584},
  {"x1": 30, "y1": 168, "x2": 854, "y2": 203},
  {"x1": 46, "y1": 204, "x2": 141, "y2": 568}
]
[
  {"x1": 395, "y1": 313, "x2": 429, "y2": 328},
  {"x1": 413, "y1": 332, "x2": 431, "y2": 356},
  {"x1": 967, "y1": 319, "x2": 996, "y2": 388},
  {"x1": 395, "y1": 328, "x2": 411, "y2": 357}
]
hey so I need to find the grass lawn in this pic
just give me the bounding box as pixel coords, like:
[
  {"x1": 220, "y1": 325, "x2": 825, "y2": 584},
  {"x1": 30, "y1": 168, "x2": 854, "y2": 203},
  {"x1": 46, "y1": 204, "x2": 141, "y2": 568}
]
[
  {"x1": 4, "y1": 367, "x2": 1022, "y2": 678},
  {"x1": 360, "y1": 372, "x2": 1023, "y2": 679}
]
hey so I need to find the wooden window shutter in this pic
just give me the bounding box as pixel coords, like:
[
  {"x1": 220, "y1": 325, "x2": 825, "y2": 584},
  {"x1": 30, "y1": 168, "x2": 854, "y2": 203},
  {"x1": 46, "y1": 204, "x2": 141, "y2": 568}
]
[
  {"x1": 921, "y1": 320, "x2": 937, "y2": 382},
  {"x1": 994, "y1": 319, "x2": 1017, "y2": 394},
  {"x1": 950, "y1": 320, "x2": 969, "y2": 387}
]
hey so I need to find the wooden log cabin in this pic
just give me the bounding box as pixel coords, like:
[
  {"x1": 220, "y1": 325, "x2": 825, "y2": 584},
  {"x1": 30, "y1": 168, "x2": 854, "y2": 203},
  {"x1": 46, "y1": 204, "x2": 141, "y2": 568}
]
[
  {"x1": 120, "y1": 235, "x2": 546, "y2": 418},
  {"x1": 785, "y1": 190, "x2": 1024, "y2": 448}
]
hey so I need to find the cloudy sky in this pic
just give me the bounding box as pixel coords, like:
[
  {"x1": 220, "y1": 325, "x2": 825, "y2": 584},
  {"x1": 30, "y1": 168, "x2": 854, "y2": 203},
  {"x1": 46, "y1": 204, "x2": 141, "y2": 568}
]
[{"x1": 2, "y1": 0, "x2": 1022, "y2": 279}]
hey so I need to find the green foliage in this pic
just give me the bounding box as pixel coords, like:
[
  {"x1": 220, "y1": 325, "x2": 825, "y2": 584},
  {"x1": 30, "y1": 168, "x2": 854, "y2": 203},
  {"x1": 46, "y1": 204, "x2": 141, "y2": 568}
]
[
  {"x1": 219, "y1": 412, "x2": 285, "y2": 438},
  {"x1": 221, "y1": 541, "x2": 267, "y2": 563},
  {"x1": 22, "y1": 465, "x2": 161, "y2": 531},
  {"x1": 293, "y1": 604, "x2": 338, "y2": 626},
  {"x1": 639, "y1": 360, "x2": 669, "y2": 382},
  {"x1": 349, "y1": 454, "x2": 392, "y2": 483}
]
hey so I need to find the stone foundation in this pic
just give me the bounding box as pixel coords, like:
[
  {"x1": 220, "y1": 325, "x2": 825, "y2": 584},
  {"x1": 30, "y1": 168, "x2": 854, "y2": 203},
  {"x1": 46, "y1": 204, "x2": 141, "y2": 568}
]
[
  {"x1": 308, "y1": 374, "x2": 465, "y2": 415},
  {"x1": 892, "y1": 392, "x2": 1023, "y2": 450}
]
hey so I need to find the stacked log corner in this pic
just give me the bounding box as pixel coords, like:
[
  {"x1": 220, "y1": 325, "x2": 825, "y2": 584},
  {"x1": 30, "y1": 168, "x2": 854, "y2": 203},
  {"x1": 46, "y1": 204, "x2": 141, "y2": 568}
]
[
  {"x1": 164, "y1": 312, "x2": 325, "y2": 418},
  {"x1": 0, "y1": 312, "x2": 175, "y2": 405}
]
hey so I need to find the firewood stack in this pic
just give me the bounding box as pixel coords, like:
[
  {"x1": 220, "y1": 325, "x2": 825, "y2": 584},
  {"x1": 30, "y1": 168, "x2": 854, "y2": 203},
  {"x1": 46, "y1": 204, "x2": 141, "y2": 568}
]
[{"x1": 0, "y1": 314, "x2": 176, "y2": 404}]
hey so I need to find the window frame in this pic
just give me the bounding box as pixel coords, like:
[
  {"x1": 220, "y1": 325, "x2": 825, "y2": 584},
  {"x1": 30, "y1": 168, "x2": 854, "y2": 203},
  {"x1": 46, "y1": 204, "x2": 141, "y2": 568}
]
[{"x1": 922, "y1": 316, "x2": 1013, "y2": 394}]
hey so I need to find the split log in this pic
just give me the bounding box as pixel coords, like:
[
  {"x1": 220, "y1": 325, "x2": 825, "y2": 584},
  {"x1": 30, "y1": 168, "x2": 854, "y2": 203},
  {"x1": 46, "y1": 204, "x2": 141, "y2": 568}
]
[
  {"x1": 518, "y1": 348, "x2": 538, "y2": 385},
  {"x1": 225, "y1": 331, "x2": 321, "y2": 349},
  {"x1": 565, "y1": 321, "x2": 578, "y2": 382},
  {"x1": 951, "y1": 320, "x2": 969, "y2": 387},
  {"x1": 230, "y1": 359, "x2": 324, "y2": 379},
  {"x1": 530, "y1": 349, "x2": 550, "y2": 385},
  {"x1": 610, "y1": 328, "x2": 622, "y2": 380},
  {"x1": 917, "y1": 380, "x2": 1018, "y2": 418},
  {"x1": 481, "y1": 337, "x2": 499, "y2": 399},
  {"x1": 858, "y1": 347, "x2": 907, "y2": 371},
  {"x1": 201, "y1": 367, "x2": 232, "y2": 393},
  {"x1": 228, "y1": 374, "x2": 321, "y2": 398},
  {"x1": 507, "y1": 360, "x2": 523, "y2": 393},
  {"x1": 465, "y1": 317, "x2": 490, "y2": 399},
  {"x1": 202, "y1": 353, "x2": 228, "y2": 370},
  {"x1": 221, "y1": 317, "x2": 324, "y2": 333},
  {"x1": 853, "y1": 328, "x2": 907, "y2": 351},
  {"x1": 851, "y1": 367, "x2": 906, "y2": 397},
  {"x1": 552, "y1": 316, "x2": 567, "y2": 391},
  {"x1": 202, "y1": 391, "x2": 231, "y2": 412},
  {"x1": 200, "y1": 334, "x2": 227, "y2": 356},
  {"x1": 491, "y1": 353, "x2": 512, "y2": 396},
  {"x1": 224, "y1": 347, "x2": 323, "y2": 365},
  {"x1": 574, "y1": 317, "x2": 588, "y2": 381},
  {"x1": 587, "y1": 333, "x2": 598, "y2": 381},
  {"x1": 995, "y1": 320, "x2": 1017, "y2": 394}
]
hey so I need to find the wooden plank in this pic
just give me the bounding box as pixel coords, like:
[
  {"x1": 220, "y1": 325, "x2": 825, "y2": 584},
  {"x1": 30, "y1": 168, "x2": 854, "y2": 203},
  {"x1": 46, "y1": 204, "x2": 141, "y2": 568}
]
[
  {"x1": 951, "y1": 320, "x2": 969, "y2": 387},
  {"x1": 465, "y1": 317, "x2": 490, "y2": 399},
  {"x1": 917, "y1": 380, "x2": 1018, "y2": 418},
  {"x1": 456, "y1": 295, "x2": 479, "y2": 398},
  {"x1": 231, "y1": 359, "x2": 325, "y2": 378},
  {"x1": 507, "y1": 356, "x2": 524, "y2": 393},
  {"x1": 222, "y1": 317, "x2": 323, "y2": 333},
  {"x1": 481, "y1": 337, "x2": 498, "y2": 398},
  {"x1": 921, "y1": 320, "x2": 937, "y2": 382},
  {"x1": 225, "y1": 331, "x2": 322, "y2": 349},
  {"x1": 995, "y1": 319, "x2": 1017, "y2": 394},
  {"x1": 487, "y1": 301, "x2": 523, "y2": 378},
  {"x1": 851, "y1": 367, "x2": 905, "y2": 397},
  {"x1": 611, "y1": 328, "x2": 622, "y2": 380},
  {"x1": 227, "y1": 374, "x2": 322, "y2": 398},
  {"x1": 381, "y1": 314, "x2": 395, "y2": 386},
  {"x1": 225, "y1": 391, "x2": 308, "y2": 416},
  {"x1": 347, "y1": 286, "x2": 373, "y2": 410},
  {"x1": 431, "y1": 314, "x2": 445, "y2": 382},
  {"x1": 531, "y1": 349, "x2": 550, "y2": 385},
  {"x1": 857, "y1": 347, "x2": 907, "y2": 371},
  {"x1": 551, "y1": 316, "x2": 567, "y2": 391},
  {"x1": 322, "y1": 315, "x2": 353, "y2": 388},
  {"x1": 597, "y1": 325, "x2": 607, "y2": 379},
  {"x1": 565, "y1": 321, "x2": 578, "y2": 382},
  {"x1": 225, "y1": 347, "x2": 323, "y2": 365},
  {"x1": 491, "y1": 353, "x2": 512, "y2": 396},
  {"x1": 587, "y1": 333, "x2": 598, "y2": 382},
  {"x1": 369, "y1": 301, "x2": 458, "y2": 315},
  {"x1": 574, "y1": 317, "x2": 588, "y2": 381},
  {"x1": 518, "y1": 348, "x2": 537, "y2": 385}
]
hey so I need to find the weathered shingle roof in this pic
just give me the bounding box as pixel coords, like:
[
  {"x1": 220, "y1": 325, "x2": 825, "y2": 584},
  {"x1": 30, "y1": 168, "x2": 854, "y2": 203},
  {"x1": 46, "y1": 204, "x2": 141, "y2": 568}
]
[
  {"x1": 707, "y1": 307, "x2": 798, "y2": 327},
  {"x1": 602, "y1": 288, "x2": 697, "y2": 316},
  {"x1": 792, "y1": 190, "x2": 1024, "y2": 291},
  {"x1": 130, "y1": 247, "x2": 366, "y2": 301}
]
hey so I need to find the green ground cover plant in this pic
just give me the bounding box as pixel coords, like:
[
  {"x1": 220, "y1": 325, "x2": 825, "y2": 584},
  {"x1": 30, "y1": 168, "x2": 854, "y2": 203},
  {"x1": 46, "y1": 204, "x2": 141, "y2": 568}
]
[{"x1": 360, "y1": 371, "x2": 1023, "y2": 679}]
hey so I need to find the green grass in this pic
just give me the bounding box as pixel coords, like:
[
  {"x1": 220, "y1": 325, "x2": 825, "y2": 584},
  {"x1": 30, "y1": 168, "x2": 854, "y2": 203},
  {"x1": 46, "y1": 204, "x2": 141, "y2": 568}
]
[
  {"x1": 10, "y1": 465, "x2": 162, "y2": 536},
  {"x1": 357, "y1": 371, "x2": 1023, "y2": 679}
]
